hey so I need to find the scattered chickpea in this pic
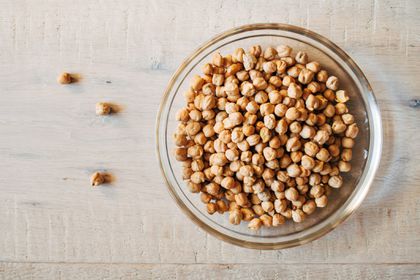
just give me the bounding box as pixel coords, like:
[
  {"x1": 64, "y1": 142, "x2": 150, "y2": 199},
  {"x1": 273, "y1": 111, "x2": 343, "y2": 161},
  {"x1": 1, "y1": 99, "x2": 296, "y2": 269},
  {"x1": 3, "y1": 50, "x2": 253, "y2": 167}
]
[
  {"x1": 57, "y1": 72, "x2": 73, "y2": 84},
  {"x1": 96, "y1": 102, "x2": 112, "y2": 115},
  {"x1": 91, "y1": 172, "x2": 106, "y2": 186}
]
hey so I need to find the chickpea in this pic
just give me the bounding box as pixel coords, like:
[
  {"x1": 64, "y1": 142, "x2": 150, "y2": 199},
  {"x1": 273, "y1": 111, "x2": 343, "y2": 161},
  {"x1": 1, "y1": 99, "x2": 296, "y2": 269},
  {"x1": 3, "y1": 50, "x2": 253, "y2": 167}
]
[
  {"x1": 191, "y1": 158, "x2": 205, "y2": 171},
  {"x1": 336, "y1": 90, "x2": 349, "y2": 103},
  {"x1": 190, "y1": 171, "x2": 205, "y2": 184},
  {"x1": 288, "y1": 122, "x2": 301, "y2": 134},
  {"x1": 273, "y1": 199, "x2": 286, "y2": 213},
  {"x1": 243, "y1": 53, "x2": 257, "y2": 70},
  {"x1": 298, "y1": 68, "x2": 314, "y2": 84},
  {"x1": 275, "y1": 60, "x2": 288, "y2": 74},
  {"x1": 206, "y1": 202, "x2": 218, "y2": 215},
  {"x1": 316, "y1": 148, "x2": 331, "y2": 162},
  {"x1": 299, "y1": 155, "x2": 315, "y2": 170},
  {"x1": 290, "y1": 151, "x2": 302, "y2": 163},
  {"x1": 253, "y1": 77, "x2": 268, "y2": 90},
  {"x1": 237, "y1": 140, "x2": 250, "y2": 152},
  {"x1": 316, "y1": 70, "x2": 328, "y2": 82},
  {"x1": 219, "y1": 175, "x2": 234, "y2": 189},
  {"x1": 328, "y1": 175, "x2": 343, "y2": 189},
  {"x1": 261, "y1": 201, "x2": 274, "y2": 213},
  {"x1": 234, "y1": 70, "x2": 249, "y2": 82},
  {"x1": 306, "y1": 61, "x2": 321, "y2": 73},
  {"x1": 186, "y1": 181, "x2": 202, "y2": 193},
  {"x1": 313, "y1": 130, "x2": 329, "y2": 145},
  {"x1": 282, "y1": 75, "x2": 295, "y2": 87},
  {"x1": 335, "y1": 103, "x2": 348, "y2": 115},
  {"x1": 57, "y1": 72, "x2": 73, "y2": 84},
  {"x1": 257, "y1": 147, "x2": 275, "y2": 163},
  {"x1": 269, "y1": 76, "x2": 282, "y2": 87},
  {"x1": 292, "y1": 209, "x2": 306, "y2": 223},
  {"x1": 295, "y1": 51, "x2": 308, "y2": 64},
  {"x1": 304, "y1": 94, "x2": 318, "y2": 111},
  {"x1": 201, "y1": 63, "x2": 213, "y2": 76},
  {"x1": 303, "y1": 141, "x2": 319, "y2": 157},
  {"x1": 280, "y1": 208, "x2": 292, "y2": 219},
  {"x1": 326, "y1": 76, "x2": 339, "y2": 90},
  {"x1": 260, "y1": 214, "x2": 273, "y2": 227},
  {"x1": 287, "y1": 83, "x2": 303, "y2": 99},
  {"x1": 263, "y1": 47, "x2": 277, "y2": 60},
  {"x1": 338, "y1": 161, "x2": 352, "y2": 172},
  {"x1": 287, "y1": 66, "x2": 301, "y2": 78},
  {"x1": 191, "y1": 75, "x2": 205, "y2": 91},
  {"x1": 240, "y1": 81, "x2": 256, "y2": 96},
  {"x1": 239, "y1": 208, "x2": 254, "y2": 221},
  {"x1": 245, "y1": 45, "x2": 261, "y2": 58},
  {"x1": 240, "y1": 151, "x2": 252, "y2": 163},
  {"x1": 315, "y1": 195, "x2": 328, "y2": 207},
  {"x1": 332, "y1": 120, "x2": 347, "y2": 134},
  {"x1": 285, "y1": 137, "x2": 301, "y2": 152},
  {"x1": 260, "y1": 127, "x2": 272, "y2": 143},
  {"x1": 262, "y1": 61, "x2": 277, "y2": 74},
  {"x1": 211, "y1": 152, "x2": 229, "y2": 166},
  {"x1": 202, "y1": 110, "x2": 215, "y2": 121},
  {"x1": 260, "y1": 103, "x2": 275, "y2": 116},
  {"x1": 342, "y1": 137, "x2": 355, "y2": 148},
  {"x1": 345, "y1": 123, "x2": 359, "y2": 139},
  {"x1": 268, "y1": 136, "x2": 280, "y2": 149},
  {"x1": 174, "y1": 133, "x2": 189, "y2": 147},
  {"x1": 328, "y1": 144, "x2": 340, "y2": 157},
  {"x1": 266, "y1": 90, "x2": 281, "y2": 104},
  {"x1": 262, "y1": 114, "x2": 275, "y2": 130},
  {"x1": 224, "y1": 82, "x2": 239, "y2": 96},
  {"x1": 284, "y1": 187, "x2": 299, "y2": 202},
  {"x1": 285, "y1": 107, "x2": 300, "y2": 121},
  {"x1": 341, "y1": 148, "x2": 353, "y2": 162},
  {"x1": 176, "y1": 108, "x2": 190, "y2": 122},
  {"x1": 300, "y1": 125, "x2": 315, "y2": 139},
  {"x1": 225, "y1": 149, "x2": 240, "y2": 162},
  {"x1": 248, "y1": 218, "x2": 262, "y2": 230},
  {"x1": 230, "y1": 48, "x2": 245, "y2": 63},
  {"x1": 175, "y1": 147, "x2": 188, "y2": 161},
  {"x1": 229, "y1": 208, "x2": 243, "y2": 225},
  {"x1": 276, "y1": 45, "x2": 292, "y2": 57}
]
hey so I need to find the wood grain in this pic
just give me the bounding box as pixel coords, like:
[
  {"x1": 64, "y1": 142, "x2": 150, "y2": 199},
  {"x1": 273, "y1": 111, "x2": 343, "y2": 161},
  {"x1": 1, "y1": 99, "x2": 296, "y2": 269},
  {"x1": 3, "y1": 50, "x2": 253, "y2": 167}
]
[
  {"x1": 0, "y1": 0, "x2": 419, "y2": 278},
  {"x1": 1, "y1": 263, "x2": 419, "y2": 280}
]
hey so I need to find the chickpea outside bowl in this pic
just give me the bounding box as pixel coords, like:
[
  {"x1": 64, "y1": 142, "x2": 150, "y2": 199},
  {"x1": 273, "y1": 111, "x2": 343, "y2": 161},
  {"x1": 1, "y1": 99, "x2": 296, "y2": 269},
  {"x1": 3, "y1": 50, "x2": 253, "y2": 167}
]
[{"x1": 156, "y1": 24, "x2": 382, "y2": 249}]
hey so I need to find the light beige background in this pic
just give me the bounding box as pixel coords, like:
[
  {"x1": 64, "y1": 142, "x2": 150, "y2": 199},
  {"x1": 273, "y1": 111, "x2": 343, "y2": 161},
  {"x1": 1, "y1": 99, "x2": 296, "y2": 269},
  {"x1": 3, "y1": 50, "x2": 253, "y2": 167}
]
[{"x1": 0, "y1": 0, "x2": 419, "y2": 279}]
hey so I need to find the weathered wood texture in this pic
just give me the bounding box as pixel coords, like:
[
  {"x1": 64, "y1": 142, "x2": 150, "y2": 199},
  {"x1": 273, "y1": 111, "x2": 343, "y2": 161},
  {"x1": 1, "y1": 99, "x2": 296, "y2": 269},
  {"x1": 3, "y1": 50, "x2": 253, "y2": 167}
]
[
  {"x1": 0, "y1": 263, "x2": 419, "y2": 280},
  {"x1": 0, "y1": 0, "x2": 419, "y2": 278}
]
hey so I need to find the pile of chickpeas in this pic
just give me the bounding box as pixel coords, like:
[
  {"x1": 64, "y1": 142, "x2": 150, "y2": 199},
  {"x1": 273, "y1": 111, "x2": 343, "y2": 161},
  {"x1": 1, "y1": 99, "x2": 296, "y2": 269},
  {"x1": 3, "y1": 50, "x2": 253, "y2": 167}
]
[{"x1": 173, "y1": 44, "x2": 358, "y2": 230}]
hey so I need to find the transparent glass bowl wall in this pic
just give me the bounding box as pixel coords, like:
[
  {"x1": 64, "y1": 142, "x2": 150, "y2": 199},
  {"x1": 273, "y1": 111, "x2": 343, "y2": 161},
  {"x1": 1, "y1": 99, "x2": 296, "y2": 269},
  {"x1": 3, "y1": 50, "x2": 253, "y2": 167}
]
[{"x1": 156, "y1": 24, "x2": 382, "y2": 249}]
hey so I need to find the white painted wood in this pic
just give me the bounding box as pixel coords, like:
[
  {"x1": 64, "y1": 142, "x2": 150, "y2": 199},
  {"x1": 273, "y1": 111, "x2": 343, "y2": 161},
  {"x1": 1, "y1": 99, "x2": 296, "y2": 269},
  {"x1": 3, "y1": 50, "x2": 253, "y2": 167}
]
[
  {"x1": 1, "y1": 263, "x2": 419, "y2": 280},
  {"x1": 0, "y1": 0, "x2": 419, "y2": 278}
]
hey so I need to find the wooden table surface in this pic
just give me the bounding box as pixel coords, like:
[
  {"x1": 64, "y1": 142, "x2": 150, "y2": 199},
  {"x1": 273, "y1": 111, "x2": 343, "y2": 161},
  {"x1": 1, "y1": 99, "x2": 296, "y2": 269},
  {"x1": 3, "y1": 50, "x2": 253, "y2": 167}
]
[{"x1": 0, "y1": 0, "x2": 419, "y2": 279}]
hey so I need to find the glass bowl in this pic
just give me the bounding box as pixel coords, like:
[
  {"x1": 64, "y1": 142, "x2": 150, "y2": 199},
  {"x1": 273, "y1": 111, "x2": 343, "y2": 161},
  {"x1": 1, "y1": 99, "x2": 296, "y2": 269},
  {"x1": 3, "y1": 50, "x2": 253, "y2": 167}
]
[{"x1": 156, "y1": 23, "x2": 382, "y2": 249}]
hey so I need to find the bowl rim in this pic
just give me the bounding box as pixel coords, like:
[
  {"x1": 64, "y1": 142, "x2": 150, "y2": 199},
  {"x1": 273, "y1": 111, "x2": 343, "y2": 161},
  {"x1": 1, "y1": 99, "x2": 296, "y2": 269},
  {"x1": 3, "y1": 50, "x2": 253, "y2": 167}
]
[{"x1": 156, "y1": 23, "x2": 383, "y2": 249}]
